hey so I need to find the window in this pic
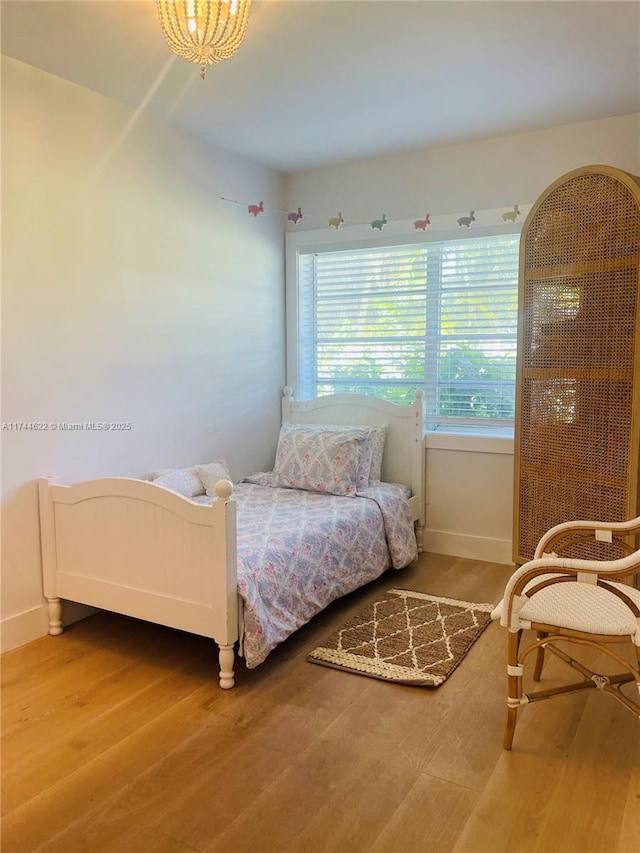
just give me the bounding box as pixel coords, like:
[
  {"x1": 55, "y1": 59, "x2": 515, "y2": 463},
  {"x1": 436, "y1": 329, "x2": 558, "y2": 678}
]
[{"x1": 294, "y1": 232, "x2": 520, "y2": 433}]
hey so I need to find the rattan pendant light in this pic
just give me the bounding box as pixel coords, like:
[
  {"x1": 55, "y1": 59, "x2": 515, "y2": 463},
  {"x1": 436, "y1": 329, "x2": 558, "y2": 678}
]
[{"x1": 156, "y1": 0, "x2": 251, "y2": 79}]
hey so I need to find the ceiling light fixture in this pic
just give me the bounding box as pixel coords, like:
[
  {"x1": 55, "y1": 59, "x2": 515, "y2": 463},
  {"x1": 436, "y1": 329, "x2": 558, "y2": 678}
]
[{"x1": 156, "y1": 0, "x2": 252, "y2": 79}]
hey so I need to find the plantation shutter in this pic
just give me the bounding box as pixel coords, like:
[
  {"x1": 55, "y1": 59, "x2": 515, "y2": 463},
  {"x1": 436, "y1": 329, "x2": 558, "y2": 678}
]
[{"x1": 298, "y1": 234, "x2": 519, "y2": 430}]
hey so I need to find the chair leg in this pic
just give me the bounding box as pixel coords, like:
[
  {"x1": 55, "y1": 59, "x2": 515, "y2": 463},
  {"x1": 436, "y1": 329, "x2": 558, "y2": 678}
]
[
  {"x1": 504, "y1": 629, "x2": 523, "y2": 750},
  {"x1": 533, "y1": 632, "x2": 547, "y2": 682},
  {"x1": 504, "y1": 706, "x2": 519, "y2": 750}
]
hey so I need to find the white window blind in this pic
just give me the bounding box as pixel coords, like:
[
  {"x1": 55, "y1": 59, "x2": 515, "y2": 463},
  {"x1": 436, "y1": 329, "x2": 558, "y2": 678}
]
[{"x1": 298, "y1": 234, "x2": 520, "y2": 431}]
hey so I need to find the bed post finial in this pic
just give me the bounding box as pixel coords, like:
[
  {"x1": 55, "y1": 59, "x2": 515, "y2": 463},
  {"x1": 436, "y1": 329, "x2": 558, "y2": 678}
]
[
  {"x1": 213, "y1": 479, "x2": 234, "y2": 502},
  {"x1": 282, "y1": 386, "x2": 295, "y2": 423},
  {"x1": 413, "y1": 389, "x2": 425, "y2": 402}
]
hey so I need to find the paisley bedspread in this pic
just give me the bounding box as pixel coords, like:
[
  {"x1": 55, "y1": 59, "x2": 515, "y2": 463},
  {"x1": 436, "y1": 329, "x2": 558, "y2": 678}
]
[{"x1": 229, "y1": 481, "x2": 417, "y2": 668}]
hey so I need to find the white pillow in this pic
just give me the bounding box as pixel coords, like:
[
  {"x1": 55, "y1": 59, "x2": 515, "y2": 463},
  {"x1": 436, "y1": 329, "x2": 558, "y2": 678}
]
[
  {"x1": 153, "y1": 467, "x2": 204, "y2": 498},
  {"x1": 196, "y1": 461, "x2": 233, "y2": 497}
]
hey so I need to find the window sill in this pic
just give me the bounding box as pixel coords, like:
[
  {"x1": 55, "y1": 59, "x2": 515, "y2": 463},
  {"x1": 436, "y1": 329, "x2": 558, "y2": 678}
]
[{"x1": 424, "y1": 432, "x2": 514, "y2": 454}]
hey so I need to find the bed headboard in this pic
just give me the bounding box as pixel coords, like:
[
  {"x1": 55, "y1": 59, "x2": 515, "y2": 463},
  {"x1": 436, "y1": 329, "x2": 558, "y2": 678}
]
[{"x1": 281, "y1": 387, "x2": 425, "y2": 528}]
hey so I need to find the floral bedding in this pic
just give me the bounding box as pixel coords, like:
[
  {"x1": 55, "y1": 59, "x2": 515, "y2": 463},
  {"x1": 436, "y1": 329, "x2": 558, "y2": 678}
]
[{"x1": 207, "y1": 481, "x2": 418, "y2": 668}]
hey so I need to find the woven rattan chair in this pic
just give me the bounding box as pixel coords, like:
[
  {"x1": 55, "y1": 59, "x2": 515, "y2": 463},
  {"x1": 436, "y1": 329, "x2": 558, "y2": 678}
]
[{"x1": 493, "y1": 517, "x2": 640, "y2": 749}]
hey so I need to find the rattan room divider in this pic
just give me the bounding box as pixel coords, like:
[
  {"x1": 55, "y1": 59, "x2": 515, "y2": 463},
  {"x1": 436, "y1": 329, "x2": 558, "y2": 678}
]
[{"x1": 513, "y1": 164, "x2": 640, "y2": 565}]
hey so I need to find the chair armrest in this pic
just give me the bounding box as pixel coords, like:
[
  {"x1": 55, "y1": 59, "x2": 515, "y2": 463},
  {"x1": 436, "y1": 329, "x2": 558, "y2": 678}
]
[
  {"x1": 500, "y1": 550, "x2": 640, "y2": 629},
  {"x1": 534, "y1": 516, "x2": 640, "y2": 559}
]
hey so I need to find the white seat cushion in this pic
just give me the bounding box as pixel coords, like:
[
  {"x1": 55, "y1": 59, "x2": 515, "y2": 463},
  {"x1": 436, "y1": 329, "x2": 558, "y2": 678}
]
[{"x1": 493, "y1": 574, "x2": 640, "y2": 637}]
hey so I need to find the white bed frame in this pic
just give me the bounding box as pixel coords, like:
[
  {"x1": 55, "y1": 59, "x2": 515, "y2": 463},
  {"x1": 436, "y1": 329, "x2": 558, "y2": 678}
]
[{"x1": 39, "y1": 389, "x2": 425, "y2": 689}]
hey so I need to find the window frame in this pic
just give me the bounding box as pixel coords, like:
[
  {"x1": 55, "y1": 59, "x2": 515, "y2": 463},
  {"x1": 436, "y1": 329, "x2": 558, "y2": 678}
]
[{"x1": 285, "y1": 209, "x2": 526, "y2": 439}]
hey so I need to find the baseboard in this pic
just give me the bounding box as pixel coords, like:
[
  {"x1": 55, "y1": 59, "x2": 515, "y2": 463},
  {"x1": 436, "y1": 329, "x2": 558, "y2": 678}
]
[
  {"x1": 1, "y1": 601, "x2": 98, "y2": 653},
  {"x1": 424, "y1": 529, "x2": 513, "y2": 565},
  {"x1": 1, "y1": 604, "x2": 49, "y2": 653}
]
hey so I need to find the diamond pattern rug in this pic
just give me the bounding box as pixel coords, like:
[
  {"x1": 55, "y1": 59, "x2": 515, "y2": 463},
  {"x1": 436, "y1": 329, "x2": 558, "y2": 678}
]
[{"x1": 308, "y1": 589, "x2": 494, "y2": 686}]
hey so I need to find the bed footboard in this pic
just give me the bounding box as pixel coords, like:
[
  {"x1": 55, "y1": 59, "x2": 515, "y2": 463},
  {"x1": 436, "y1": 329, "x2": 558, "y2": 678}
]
[{"x1": 38, "y1": 476, "x2": 239, "y2": 689}]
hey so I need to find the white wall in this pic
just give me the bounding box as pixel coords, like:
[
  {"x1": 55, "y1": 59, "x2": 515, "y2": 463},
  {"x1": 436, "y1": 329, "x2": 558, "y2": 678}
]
[
  {"x1": 285, "y1": 114, "x2": 640, "y2": 228},
  {"x1": 285, "y1": 113, "x2": 640, "y2": 564},
  {"x1": 1, "y1": 57, "x2": 286, "y2": 650}
]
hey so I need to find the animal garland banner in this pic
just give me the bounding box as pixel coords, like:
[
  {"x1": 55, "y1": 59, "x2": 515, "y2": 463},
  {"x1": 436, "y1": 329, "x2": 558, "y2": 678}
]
[{"x1": 218, "y1": 196, "x2": 524, "y2": 232}]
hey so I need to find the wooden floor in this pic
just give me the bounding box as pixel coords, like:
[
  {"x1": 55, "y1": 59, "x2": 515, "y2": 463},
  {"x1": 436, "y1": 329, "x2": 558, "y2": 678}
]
[{"x1": 2, "y1": 553, "x2": 639, "y2": 853}]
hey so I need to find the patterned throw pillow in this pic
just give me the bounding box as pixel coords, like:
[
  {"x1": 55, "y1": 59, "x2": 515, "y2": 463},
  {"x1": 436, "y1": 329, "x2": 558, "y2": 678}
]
[
  {"x1": 152, "y1": 467, "x2": 204, "y2": 498},
  {"x1": 280, "y1": 422, "x2": 387, "y2": 488},
  {"x1": 276, "y1": 423, "x2": 375, "y2": 490},
  {"x1": 272, "y1": 423, "x2": 367, "y2": 496},
  {"x1": 196, "y1": 461, "x2": 233, "y2": 497},
  {"x1": 367, "y1": 424, "x2": 387, "y2": 483}
]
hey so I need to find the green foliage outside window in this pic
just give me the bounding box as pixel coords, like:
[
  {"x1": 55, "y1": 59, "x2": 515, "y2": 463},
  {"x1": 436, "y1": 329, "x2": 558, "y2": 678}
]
[{"x1": 301, "y1": 235, "x2": 519, "y2": 424}]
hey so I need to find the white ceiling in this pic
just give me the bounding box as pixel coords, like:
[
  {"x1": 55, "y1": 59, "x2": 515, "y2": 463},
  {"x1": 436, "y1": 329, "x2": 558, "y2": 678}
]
[{"x1": 2, "y1": 0, "x2": 639, "y2": 173}]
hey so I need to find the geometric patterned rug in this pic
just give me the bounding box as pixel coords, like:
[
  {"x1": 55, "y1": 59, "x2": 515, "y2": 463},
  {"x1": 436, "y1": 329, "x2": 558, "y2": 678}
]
[{"x1": 308, "y1": 588, "x2": 494, "y2": 687}]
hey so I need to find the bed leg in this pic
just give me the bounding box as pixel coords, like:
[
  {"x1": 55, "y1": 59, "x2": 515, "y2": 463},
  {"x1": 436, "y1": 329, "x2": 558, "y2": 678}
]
[
  {"x1": 218, "y1": 643, "x2": 235, "y2": 689},
  {"x1": 47, "y1": 598, "x2": 63, "y2": 636},
  {"x1": 415, "y1": 522, "x2": 424, "y2": 553}
]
